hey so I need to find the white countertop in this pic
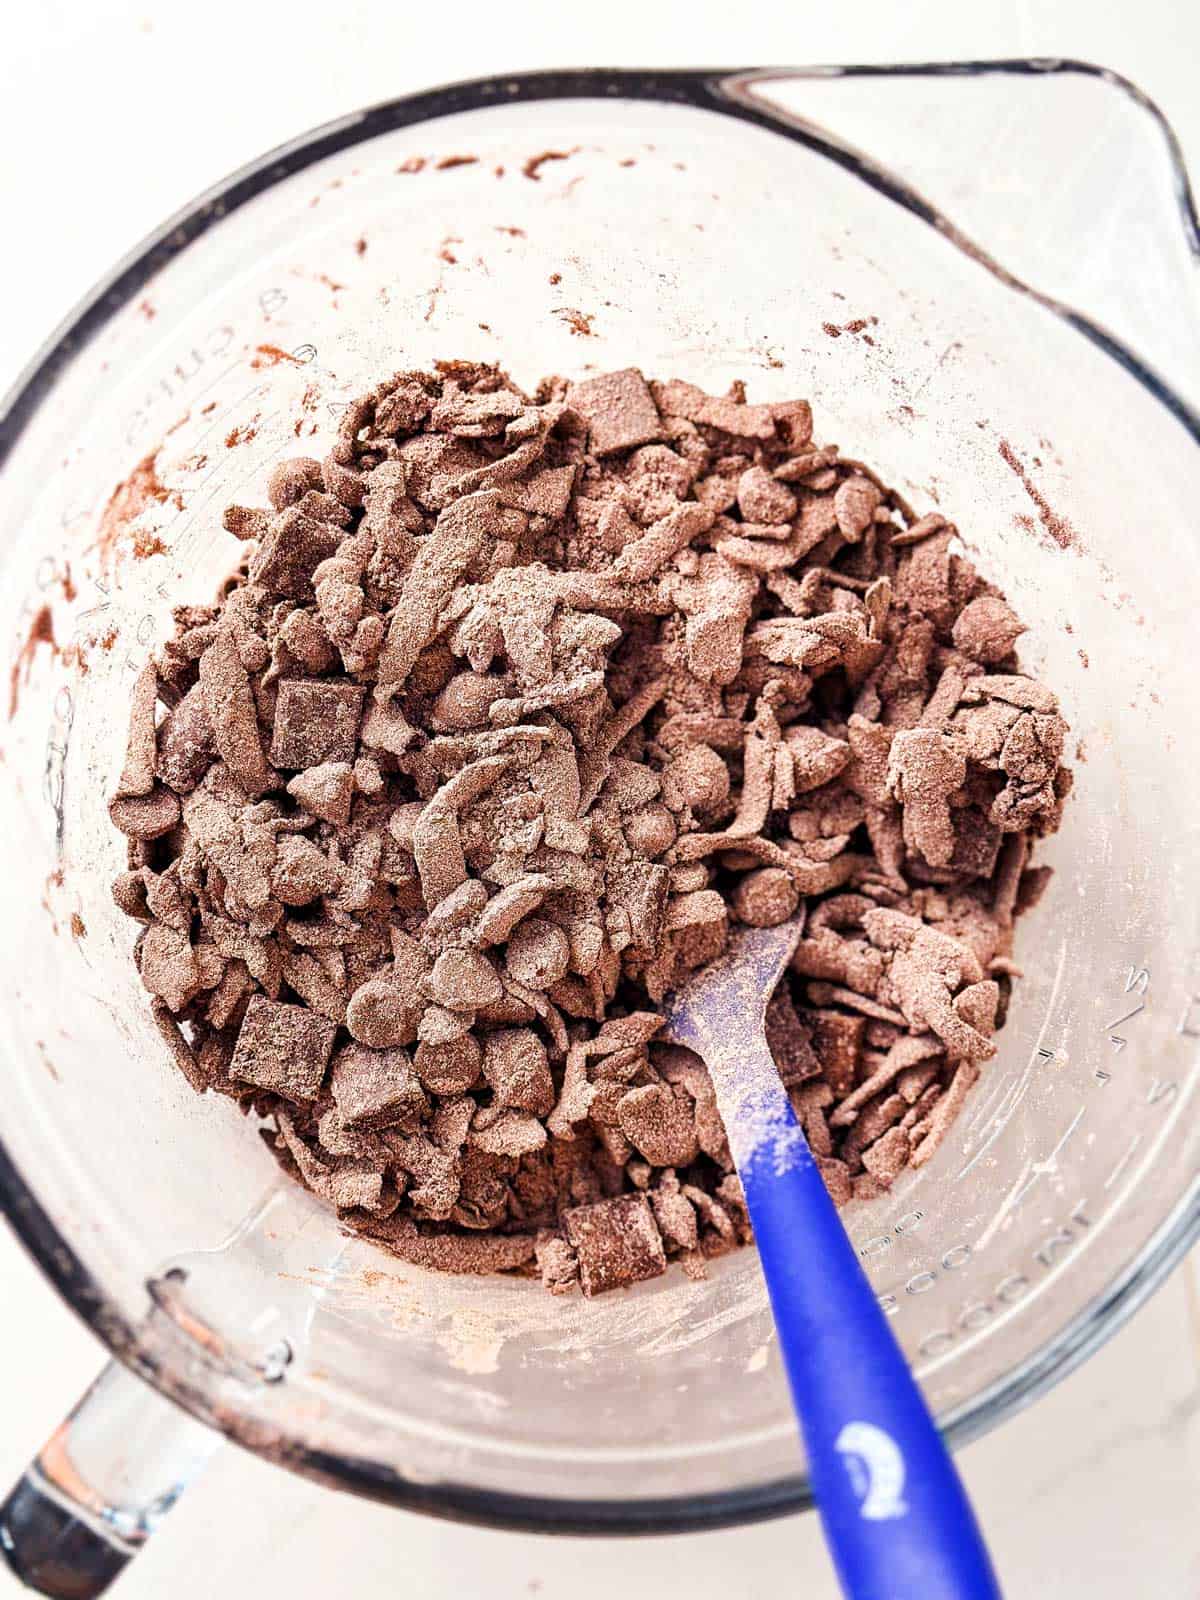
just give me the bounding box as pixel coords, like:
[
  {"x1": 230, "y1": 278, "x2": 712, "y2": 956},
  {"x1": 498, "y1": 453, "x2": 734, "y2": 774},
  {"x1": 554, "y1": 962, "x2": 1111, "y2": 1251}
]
[{"x1": 2, "y1": 3, "x2": 1199, "y2": 1595}]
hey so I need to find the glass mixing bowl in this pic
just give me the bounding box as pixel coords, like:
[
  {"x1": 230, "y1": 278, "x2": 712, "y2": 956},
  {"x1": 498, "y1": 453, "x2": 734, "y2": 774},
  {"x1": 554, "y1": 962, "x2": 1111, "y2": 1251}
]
[{"x1": 1, "y1": 60, "x2": 1198, "y2": 1596}]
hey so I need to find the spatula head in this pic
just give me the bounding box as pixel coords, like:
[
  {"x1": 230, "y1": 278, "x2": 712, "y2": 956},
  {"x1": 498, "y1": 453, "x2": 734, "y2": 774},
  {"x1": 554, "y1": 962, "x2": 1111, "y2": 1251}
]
[{"x1": 660, "y1": 915, "x2": 805, "y2": 1055}]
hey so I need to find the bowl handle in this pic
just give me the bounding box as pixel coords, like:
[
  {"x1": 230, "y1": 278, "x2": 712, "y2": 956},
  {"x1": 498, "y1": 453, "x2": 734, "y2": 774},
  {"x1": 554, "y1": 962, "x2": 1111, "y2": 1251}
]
[
  {"x1": 717, "y1": 61, "x2": 1200, "y2": 423},
  {"x1": 1, "y1": 1185, "x2": 344, "y2": 1596},
  {"x1": 0, "y1": 1357, "x2": 222, "y2": 1598}
]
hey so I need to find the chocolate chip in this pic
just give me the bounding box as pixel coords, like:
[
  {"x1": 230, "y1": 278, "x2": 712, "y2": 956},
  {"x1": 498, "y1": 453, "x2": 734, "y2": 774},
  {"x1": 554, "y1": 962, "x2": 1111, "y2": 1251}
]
[
  {"x1": 504, "y1": 917, "x2": 570, "y2": 990},
  {"x1": 732, "y1": 866, "x2": 800, "y2": 927},
  {"x1": 414, "y1": 1033, "x2": 483, "y2": 1094},
  {"x1": 346, "y1": 973, "x2": 422, "y2": 1048},
  {"x1": 108, "y1": 785, "x2": 181, "y2": 839}
]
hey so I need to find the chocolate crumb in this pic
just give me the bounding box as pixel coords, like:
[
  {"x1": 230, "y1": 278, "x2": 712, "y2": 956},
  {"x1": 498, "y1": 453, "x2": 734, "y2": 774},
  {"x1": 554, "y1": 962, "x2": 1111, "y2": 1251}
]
[
  {"x1": 522, "y1": 150, "x2": 572, "y2": 182},
  {"x1": 10, "y1": 605, "x2": 58, "y2": 720},
  {"x1": 998, "y1": 440, "x2": 1078, "y2": 550}
]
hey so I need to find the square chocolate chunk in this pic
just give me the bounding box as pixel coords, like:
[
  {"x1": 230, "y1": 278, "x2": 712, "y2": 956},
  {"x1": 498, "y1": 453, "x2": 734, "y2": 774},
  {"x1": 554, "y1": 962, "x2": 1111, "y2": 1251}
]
[
  {"x1": 563, "y1": 1193, "x2": 666, "y2": 1297},
  {"x1": 566, "y1": 368, "x2": 663, "y2": 456},
  {"x1": 231, "y1": 995, "x2": 336, "y2": 1101},
  {"x1": 806, "y1": 1009, "x2": 865, "y2": 1098},
  {"x1": 765, "y1": 984, "x2": 821, "y2": 1086},
  {"x1": 249, "y1": 507, "x2": 343, "y2": 600},
  {"x1": 331, "y1": 1043, "x2": 427, "y2": 1131},
  {"x1": 270, "y1": 680, "x2": 364, "y2": 768}
]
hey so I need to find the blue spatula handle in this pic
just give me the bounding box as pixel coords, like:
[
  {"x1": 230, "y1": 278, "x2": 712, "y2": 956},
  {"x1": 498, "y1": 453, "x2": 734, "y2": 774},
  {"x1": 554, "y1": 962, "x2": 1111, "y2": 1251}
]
[{"x1": 738, "y1": 1047, "x2": 1002, "y2": 1600}]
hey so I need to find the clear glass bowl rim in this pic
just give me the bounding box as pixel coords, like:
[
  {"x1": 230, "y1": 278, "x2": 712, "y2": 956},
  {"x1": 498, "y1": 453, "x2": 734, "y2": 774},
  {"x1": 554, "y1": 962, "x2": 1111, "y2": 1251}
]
[{"x1": 1, "y1": 59, "x2": 1198, "y2": 1537}]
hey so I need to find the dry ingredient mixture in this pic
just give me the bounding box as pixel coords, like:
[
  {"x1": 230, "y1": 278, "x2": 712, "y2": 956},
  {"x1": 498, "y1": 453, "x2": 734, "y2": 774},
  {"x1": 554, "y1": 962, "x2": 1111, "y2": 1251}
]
[{"x1": 108, "y1": 363, "x2": 1070, "y2": 1297}]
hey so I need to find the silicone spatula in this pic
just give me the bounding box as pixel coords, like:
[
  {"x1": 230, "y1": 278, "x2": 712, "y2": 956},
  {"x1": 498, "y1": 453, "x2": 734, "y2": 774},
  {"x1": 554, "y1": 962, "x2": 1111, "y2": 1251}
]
[{"x1": 661, "y1": 915, "x2": 1002, "y2": 1600}]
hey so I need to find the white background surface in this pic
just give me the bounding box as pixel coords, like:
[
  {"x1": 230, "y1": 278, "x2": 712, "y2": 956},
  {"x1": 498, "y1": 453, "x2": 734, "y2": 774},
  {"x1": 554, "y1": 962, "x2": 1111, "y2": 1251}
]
[{"x1": 2, "y1": 3, "x2": 1199, "y2": 1596}]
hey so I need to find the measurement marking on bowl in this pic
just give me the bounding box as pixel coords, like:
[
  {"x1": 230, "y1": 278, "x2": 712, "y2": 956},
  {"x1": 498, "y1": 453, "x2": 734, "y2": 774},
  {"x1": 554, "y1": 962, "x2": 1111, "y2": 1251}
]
[
  {"x1": 973, "y1": 1162, "x2": 1033, "y2": 1254},
  {"x1": 957, "y1": 1057, "x2": 1037, "y2": 1181},
  {"x1": 904, "y1": 1201, "x2": 1095, "y2": 1364},
  {"x1": 121, "y1": 324, "x2": 239, "y2": 445},
  {"x1": 1011, "y1": 1105, "x2": 1086, "y2": 1207},
  {"x1": 1177, "y1": 992, "x2": 1200, "y2": 1037},
  {"x1": 958, "y1": 940, "x2": 1067, "y2": 1178},
  {"x1": 1103, "y1": 1134, "x2": 1143, "y2": 1192}
]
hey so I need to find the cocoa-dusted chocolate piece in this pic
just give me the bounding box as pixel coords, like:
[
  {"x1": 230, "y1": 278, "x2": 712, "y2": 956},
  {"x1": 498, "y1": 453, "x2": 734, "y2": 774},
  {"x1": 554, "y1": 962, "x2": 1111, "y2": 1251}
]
[
  {"x1": 808, "y1": 1010, "x2": 865, "y2": 1097},
  {"x1": 231, "y1": 995, "x2": 336, "y2": 1101},
  {"x1": 331, "y1": 1043, "x2": 427, "y2": 1130},
  {"x1": 248, "y1": 505, "x2": 343, "y2": 599},
  {"x1": 157, "y1": 683, "x2": 217, "y2": 792},
  {"x1": 563, "y1": 1193, "x2": 667, "y2": 1296},
  {"x1": 198, "y1": 631, "x2": 276, "y2": 797},
  {"x1": 286, "y1": 761, "x2": 355, "y2": 825},
  {"x1": 270, "y1": 680, "x2": 364, "y2": 768},
  {"x1": 110, "y1": 361, "x2": 1071, "y2": 1295},
  {"x1": 566, "y1": 368, "x2": 663, "y2": 456},
  {"x1": 109, "y1": 786, "x2": 181, "y2": 840}
]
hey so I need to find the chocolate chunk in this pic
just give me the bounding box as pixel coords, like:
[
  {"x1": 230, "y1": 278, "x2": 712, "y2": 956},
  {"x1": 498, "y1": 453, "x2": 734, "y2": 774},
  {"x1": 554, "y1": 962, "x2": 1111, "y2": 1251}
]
[
  {"x1": 470, "y1": 1106, "x2": 547, "y2": 1157},
  {"x1": 270, "y1": 835, "x2": 339, "y2": 905},
  {"x1": 665, "y1": 889, "x2": 727, "y2": 971},
  {"x1": 331, "y1": 1042, "x2": 427, "y2": 1130},
  {"x1": 952, "y1": 595, "x2": 1026, "y2": 664},
  {"x1": 268, "y1": 458, "x2": 325, "y2": 510},
  {"x1": 785, "y1": 726, "x2": 851, "y2": 794},
  {"x1": 566, "y1": 368, "x2": 663, "y2": 455},
  {"x1": 834, "y1": 475, "x2": 883, "y2": 540},
  {"x1": 286, "y1": 761, "x2": 355, "y2": 826},
  {"x1": 114, "y1": 663, "x2": 159, "y2": 799},
  {"x1": 887, "y1": 728, "x2": 967, "y2": 869},
  {"x1": 766, "y1": 983, "x2": 821, "y2": 1085},
  {"x1": 157, "y1": 683, "x2": 217, "y2": 792},
  {"x1": 651, "y1": 379, "x2": 777, "y2": 439},
  {"x1": 808, "y1": 1010, "x2": 865, "y2": 1097},
  {"x1": 139, "y1": 924, "x2": 202, "y2": 1013},
  {"x1": 482, "y1": 1027, "x2": 554, "y2": 1114},
  {"x1": 231, "y1": 995, "x2": 336, "y2": 1101},
  {"x1": 429, "y1": 948, "x2": 504, "y2": 1010},
  {"x1": 606, "y1": 860, "x2": 671, "y2": 955},
  {"x1": 199, "y1": 631, "x2": 276, "y2": 796},
  {"x1": 250, "y1": 507, "x2": 343, "y2": 599},
  {"x1": 270, "y1": 679, "x2": 364, "y2": 768},
  {"x1": 535, "y1": 1231, "x2": 580, "y2": 1295},
  {"x1": 737, "y1": 466, "x2": 797, "y2": 524},
  {"x1": 617, "y1": 1083, "x2": 698, "y2": 1167},
  {"x1": 562, "y1": 1194, "x2": 667, "y2": 1296}
]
